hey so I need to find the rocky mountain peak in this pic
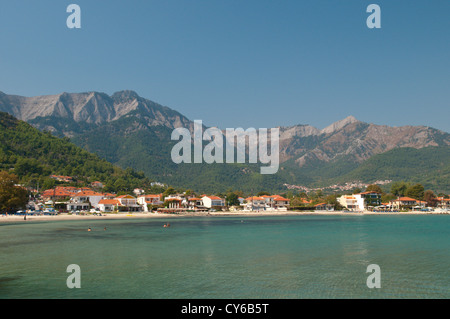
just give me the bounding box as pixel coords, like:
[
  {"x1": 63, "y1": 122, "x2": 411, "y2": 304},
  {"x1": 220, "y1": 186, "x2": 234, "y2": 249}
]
[
  {"x1": 111, "y1": 90, "x2": 140, "y2": 103},
  {"x1": 320, "y1": 115, "x2": 360, "y2": 135}
]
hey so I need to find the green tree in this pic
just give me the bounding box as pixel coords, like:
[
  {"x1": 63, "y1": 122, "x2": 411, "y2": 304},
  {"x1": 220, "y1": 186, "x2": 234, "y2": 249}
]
[
  {"x1": 290, "y1": 197, "x2": 304, "y2": 207},
  {"x1": 424, "y1": 190, "x2": 437, "y2": 207},
  {"x1": 0, "y1": 171, "x2": 28, "y2": 213},
  {"x1": 365, "y1": 184, "x2": 383, "y2": 194},
  {"x1": 405, "y1": 184, "x2": 425, "y2": 200},
  {"x1": 162, "y1": 187, "x2": 176, "y2": 199},
  {"x1": 325, "y1": 194, "x2": 344, "y2": 210},
  {"x1": 226, "y1": 193, "x2": 240, "y2": 206},
  {"x1": 391, "y1": 181, "x2": 410, "y2": 196},
  {"x1": 381, "y1": 193, "x2": 396, "y2": 203}
]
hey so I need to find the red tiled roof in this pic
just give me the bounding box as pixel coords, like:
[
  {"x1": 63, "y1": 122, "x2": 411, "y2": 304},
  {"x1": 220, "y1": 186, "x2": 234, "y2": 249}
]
[
  {"x1": 314, "y1": 202, "x2": 327, "y2": 207},
  {"x1": 115, "y1": 195, "x2": 136, "y2": 199},
  {"x1": 98, "y1": 199, "x2": 120, "y2": 205},
  {"x1": 42, "y1": 189, "x2": 72, "y2": 197},
  {"x1": 246, "y1": 196, "x2": 264, "y2": 201},
  {"x1": 143, "y1": 194, "x2": 161, "y2": 198},
  {"x1": 272, "y1": 195, "x2": 289, "y2": 201},
  {"x1": 204, "y1": 196, "x2": 223, "y2": 200}
]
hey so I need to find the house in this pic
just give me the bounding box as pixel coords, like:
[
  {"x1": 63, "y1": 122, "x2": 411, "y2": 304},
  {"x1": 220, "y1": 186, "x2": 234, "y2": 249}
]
[
  {"x1": 357, "y1": 191, "x2": 382, "y2": 208},
  {"x1": 67, "y1": 202, "x2": 90, "y2": 212},
  {"x1": 436, "y1": 197, "x2": 450, "y2": 210},
  {"x1": 66, "y1": 190, "x2": 104, "y2": 211},
  {"x1": 73, "y1": 191, "x2": 104, "y2": 208},
  {"x1": 390, "y1": 197, "x2": 420, "y2": 210},
  {"x1": 137, "y1": 194, "x2": 163, "y2": 206},
  {"x1": 338, "y1": 192, "x2": 381, "y2": 211},
  {"x1": 98, "y1": 199, "x2": 120, "y2": 213},
  {"x1": 314, "y1": 202, "x2": 334, "y2": 211},
  {"x1": 261, "y1": 195, "x2": 290, "y2": 210},
  {"x1": 186, "y1": 197, "x2": 203, "y2": 209},
  {"x1": 244, "y1": 196, "x2": 265, "y2": 211},
  {"x1": 91, "y1": 181, "x2": 104, "y2": 189},
  {"x1": 270, "y1": 195, "x2": 290, "y2": 210},
  {"x1": 201, "y1": 195, "x2": 225, "y2": 208},
  {"x1": 165, "y1": 198, "x2": 182, "y2": 209},
  {"x1": 115, "y1": 195, "x2": 142, "y2": 212},
  {"x1": 412, "y1": 201, "x2": 427, "y2": 211},
  {"x1": 338, "y1": 195, "x2": 359, "y2": 211}
]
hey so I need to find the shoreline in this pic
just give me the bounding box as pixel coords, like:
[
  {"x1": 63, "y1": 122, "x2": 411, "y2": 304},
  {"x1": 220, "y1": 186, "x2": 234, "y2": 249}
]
[{"x1": 0, "y1": 210, "x2": 448, "y2": 223}]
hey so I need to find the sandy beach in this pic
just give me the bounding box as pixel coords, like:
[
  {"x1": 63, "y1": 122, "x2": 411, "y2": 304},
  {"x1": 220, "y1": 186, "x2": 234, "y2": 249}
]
[{"x1": 0, "y1": 210, "x2": 448, "y2": 223}]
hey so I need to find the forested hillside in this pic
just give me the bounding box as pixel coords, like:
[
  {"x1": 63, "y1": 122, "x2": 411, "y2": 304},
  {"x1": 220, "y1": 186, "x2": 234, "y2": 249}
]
[{"x1": 0, "y1": 112, "x2": 151, "y2": 192}]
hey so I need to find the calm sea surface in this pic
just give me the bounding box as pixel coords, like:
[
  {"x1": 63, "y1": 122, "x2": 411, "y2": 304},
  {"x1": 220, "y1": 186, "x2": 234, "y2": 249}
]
[{"x1": 0, "y1": 215, "x2": 449, "y2": 298}]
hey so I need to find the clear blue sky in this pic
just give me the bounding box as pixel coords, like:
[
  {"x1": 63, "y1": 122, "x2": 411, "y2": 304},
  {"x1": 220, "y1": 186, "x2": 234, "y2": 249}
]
[{"x1": 1, "y1": 0, "x2": 449, "y2": 132}]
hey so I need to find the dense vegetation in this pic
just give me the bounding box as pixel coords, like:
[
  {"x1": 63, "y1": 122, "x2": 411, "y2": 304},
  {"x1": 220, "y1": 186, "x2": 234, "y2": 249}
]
[
  {"x1": 334, "y1": 146, "x2": 450, "y2": 194},
  {"x1": 0, "y1": 171, "x2": 28, "y2": 212},
  {"x1": 0, "y1": 112, "x2": 151, "y2": 192}
]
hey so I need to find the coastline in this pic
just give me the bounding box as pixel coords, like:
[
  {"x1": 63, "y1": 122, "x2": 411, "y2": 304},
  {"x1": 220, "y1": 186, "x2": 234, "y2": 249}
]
[{"x1": 0, "y1": 210, "x2": 448, "y2": 223}]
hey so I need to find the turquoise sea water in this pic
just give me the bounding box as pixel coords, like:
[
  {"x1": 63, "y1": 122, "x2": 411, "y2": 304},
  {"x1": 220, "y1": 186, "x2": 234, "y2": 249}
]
[{"x1": 0, "y1": 215, "x2": 449, "y2": 299}]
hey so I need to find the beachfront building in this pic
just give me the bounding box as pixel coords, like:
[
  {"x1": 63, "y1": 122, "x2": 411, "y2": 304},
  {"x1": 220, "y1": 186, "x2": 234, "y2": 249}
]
[
  {"x1": 66, "y1": 201, "x2": 90, "y2": 212},
  {"x1": 390, "y1": 197, "x2": 425, "y2": 210},
  {"x1": 271, "y1": 195, "x2": 290, "y2": 210},
  {"x1": 261, "y1": 195, "x2": 290, "y2": 210},
  {"x1": 98, "y1": 199, "x2": 120, "y2": 212},
  {"x1": 201, "y1": 196, "x2": 225, "y2": 209},
  {"x1": 66, "y1": 190, "x2": 104, "y2": 212},
  {"x1": 137, "y1": 194, "x2": 163, "y2": 206},
  {"x1": 314, "y1": 203, "x2": 334, "y2": 211},
  {"x1": 74, "y1": 191, "x2": 104, "y2": 208},
  {"x1": 165, "y1": 198, "x2": 182, "y2": 209},
  {"x1": 357, "y1": 191, "x2": 382, "y2": 209},
  {"x1": 338, "y1": 192, "x2": 381, "y2": 211},
  {"x1": 136, "y1": 194, "x2": 163, "y2": 212},
  {"x1": 186, "y1": 198, "x2": 203, "y2": 209},
  {"x1": 338, "y1": 195, "x2": 360, "y2": 211},
  {"x1": 436, "y1": 197, "x2": 450, "y2": 210},
  {"x1": 244, "y1": 196, "x2": 265, "y2": 211},
  {"x1": 115, "y1": 195, "x2": 143, "y2": 212}
]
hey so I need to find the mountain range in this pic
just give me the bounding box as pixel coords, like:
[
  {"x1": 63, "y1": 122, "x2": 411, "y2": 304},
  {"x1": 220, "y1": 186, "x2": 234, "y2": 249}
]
[{"x1": 1, "y1": 90, "x2": 449, "y2": 193}]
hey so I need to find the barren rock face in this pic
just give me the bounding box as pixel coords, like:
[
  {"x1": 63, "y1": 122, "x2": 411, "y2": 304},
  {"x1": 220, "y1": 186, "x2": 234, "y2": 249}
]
[{"x1": 0, "y1": 90, "x2": 191, "y2": 130}]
